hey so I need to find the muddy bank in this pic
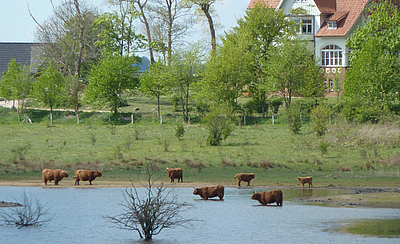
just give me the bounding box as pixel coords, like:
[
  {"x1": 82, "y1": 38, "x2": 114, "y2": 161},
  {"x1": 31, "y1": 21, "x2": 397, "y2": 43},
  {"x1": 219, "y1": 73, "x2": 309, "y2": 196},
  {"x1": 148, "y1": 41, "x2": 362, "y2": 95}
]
[{"x1": 295, "y1": 188, "x2": 400, "y2": 208}]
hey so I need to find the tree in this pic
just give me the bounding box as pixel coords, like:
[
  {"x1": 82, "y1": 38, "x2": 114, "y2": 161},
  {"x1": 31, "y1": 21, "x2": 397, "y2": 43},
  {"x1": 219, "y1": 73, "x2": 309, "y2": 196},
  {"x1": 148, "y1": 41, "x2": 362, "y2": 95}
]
[
  {"x1": 263, "y1": 34, "x2": 315, "y2": 108},
  {"x1": 0, "y1": 59, "x2": 33, "y2": 122},
  {"x1": 30, "y1": 0, "x2": 101, "y2": 77},
  {"x1": 0, "y1": 191, "x2": 51, "y2": 228},
  {"x1": 310, "y1": 104, "x2": 332, "y2": 137},
  {"x1": 94, "y1": 1, "x2": 144, "y2": 56},
  {"x1": 139, "y1": 60, "x2": 166, "y2": 119},
  {"x1": 301, "y1": 56, "x2": 326, "y2": 104},
  {"x1": 184, "y1": 0, "x2": 219, "y2": 50},
  {"x1": 64, "y1": 75, "x2": 83, "y2": 124},
  {"x1": 235, "y1": 3, "x2": 293, "y2": 116},
  {"x1": 165, "y1": 44, "x2": 204, "y2": 122},
  {"x1": 200, "y1": 30, "x2": 252, "y2": 108},
  {"x1": 106, "y1": 167, "x2": 193, "y2": 241},
  {"x1": 345, "y1": 0, "x2": 400, "y2": 110},
  {"x1": 148, "y1": 0, "x2": 193, "y2": 62},
  {"x1": 32, "y1": 62, "x2": 65, "y2": 125},
  {"x1": 85, "y1": 54, "x2": 140, "y2": 116}
]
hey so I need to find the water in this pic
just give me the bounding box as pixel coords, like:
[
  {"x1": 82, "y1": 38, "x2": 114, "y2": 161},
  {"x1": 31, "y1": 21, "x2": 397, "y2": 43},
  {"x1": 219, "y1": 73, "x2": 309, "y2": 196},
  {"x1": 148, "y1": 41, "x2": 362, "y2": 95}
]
[{"x1": 0, "y1": 186, "x2": 399, "y2": 244}]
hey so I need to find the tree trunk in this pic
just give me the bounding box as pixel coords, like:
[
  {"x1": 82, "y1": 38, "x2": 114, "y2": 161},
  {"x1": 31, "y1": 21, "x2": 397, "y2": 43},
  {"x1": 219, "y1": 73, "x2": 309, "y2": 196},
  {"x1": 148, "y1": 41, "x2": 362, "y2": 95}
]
[
  {"x1": 200, "y1": 3, "x2": 216, "y2": 50},
  {"x1": 137, "y1": 1, "x2": 155, "y2": 64}
]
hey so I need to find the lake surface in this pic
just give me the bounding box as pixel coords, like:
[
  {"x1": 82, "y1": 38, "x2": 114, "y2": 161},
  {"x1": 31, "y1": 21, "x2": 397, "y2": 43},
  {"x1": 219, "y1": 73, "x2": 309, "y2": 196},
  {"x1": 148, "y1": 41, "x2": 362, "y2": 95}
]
[{"x1": 1, "y1": 186, "x2": 399, "y2": 244}]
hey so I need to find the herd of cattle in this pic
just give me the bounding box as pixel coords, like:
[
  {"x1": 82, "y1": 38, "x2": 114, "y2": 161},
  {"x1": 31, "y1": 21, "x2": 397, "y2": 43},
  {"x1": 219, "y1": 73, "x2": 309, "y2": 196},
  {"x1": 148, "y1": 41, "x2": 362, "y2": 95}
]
[
  {"x1": 42, "y1": 167, "x2": 313, "y2": 206},
  {"x1": 42, "y1": 169, "x2": 102, "y2": 186}
]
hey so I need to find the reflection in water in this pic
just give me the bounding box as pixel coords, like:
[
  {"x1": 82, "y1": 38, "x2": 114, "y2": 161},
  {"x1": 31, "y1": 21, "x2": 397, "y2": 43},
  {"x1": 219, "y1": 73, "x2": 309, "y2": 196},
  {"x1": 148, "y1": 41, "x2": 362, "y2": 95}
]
[{"x1": 336, "y1": 219, "x2": 400, "y2": 238}]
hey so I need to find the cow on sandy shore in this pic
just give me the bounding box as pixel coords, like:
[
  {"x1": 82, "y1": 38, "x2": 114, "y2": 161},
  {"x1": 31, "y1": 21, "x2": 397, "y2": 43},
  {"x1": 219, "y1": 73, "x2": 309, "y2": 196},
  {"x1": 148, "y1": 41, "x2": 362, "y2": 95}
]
[
  {"x1": 251, "y1": 190, "x2": 283, "y2": 206},
  {"x1": 73, "y1": 169, "x2": 102, "y2": 185},
  {"x1": 233, "y1": 173, "x2": 255, "y2": 186},
  {"x1": 166, "y1": 167, "x2": 183, "y2": 183},
  {"x1": 42, "y1": 169, "x2": 69, "y2": 185},
  {"x1": 297, "y1": 176, "x2": 313, "y2": 187},
  {"x1": 193, "y1": 185, "x2": 224, "y2": 200}
]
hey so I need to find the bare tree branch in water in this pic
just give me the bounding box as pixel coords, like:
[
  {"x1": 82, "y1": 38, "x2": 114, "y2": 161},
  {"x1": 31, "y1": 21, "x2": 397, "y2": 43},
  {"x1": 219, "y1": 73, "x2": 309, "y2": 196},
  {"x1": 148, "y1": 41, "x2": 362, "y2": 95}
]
[{"x1": 106, "y1": 167, "x2": 194, "y2": 241}]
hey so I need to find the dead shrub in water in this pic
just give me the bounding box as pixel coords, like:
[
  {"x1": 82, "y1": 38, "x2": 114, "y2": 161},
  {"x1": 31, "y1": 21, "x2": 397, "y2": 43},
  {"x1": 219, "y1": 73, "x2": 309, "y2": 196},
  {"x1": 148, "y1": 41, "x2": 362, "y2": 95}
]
[{"x1": 221, "y1": 158, "x2": 236, "y2": 167}]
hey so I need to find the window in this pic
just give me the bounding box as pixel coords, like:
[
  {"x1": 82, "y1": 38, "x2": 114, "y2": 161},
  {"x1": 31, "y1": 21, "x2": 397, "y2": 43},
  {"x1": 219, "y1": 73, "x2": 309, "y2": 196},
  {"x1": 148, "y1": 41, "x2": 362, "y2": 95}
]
[
  {"x1": 329, "y1": 79, "x2": 334, "y2": 92},
  {"x1": 321, "y1": 45, "x2": 343, "y2": 66},
  {"x1": 302, "y1": 19, "x2": 312, "y2": 34},
  {"x1": 294, "y1": 19, "x2": 313, "y2": 34},
  {"x1": 328, "y1": 21, "x2": 337, "y2": 29}
]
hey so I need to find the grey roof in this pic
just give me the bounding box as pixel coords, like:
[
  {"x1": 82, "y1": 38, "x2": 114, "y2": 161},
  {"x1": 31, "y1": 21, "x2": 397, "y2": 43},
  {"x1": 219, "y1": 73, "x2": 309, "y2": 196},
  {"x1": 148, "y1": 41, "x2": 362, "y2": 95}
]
[{"x1": 0, "y1": 42, "x2": 40, "y2": 76}]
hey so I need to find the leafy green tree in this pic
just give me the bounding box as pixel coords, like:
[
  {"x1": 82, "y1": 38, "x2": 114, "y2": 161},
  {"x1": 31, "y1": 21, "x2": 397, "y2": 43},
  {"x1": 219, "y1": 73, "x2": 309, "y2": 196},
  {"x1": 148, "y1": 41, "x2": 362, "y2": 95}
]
[
  {"x1": 0, "y1": 59, "x2": 32, "y2": 121},
  {"x1": 310, "y1": 105, "x2": 332, "y2": 137},
  {"x1": 200, "y1": 30, "x2": 252, "y2": 108},
  {"x1": 235, "y1": 3, "x2": 293, "y2": 116},
  {"x1": 345, "y1": 0, "x2": 400, "y2": 110},
  {"x1": 94, "y1": 6, "x2": 143, "y2": 56},
  {"x1": 165, "y1": 44, "x2": 204, "y2": 122},
  {"x1": 284, "y1": 102, "x2": 302, "y2": 134},
  {"x1": 32, "y1": 62, "x2": 65, "y2": 124},
  {"x1": 139, "y1": 60, "x2": 166, "y2": 119},
  {"x1": 85, "y1": 55, "x2": 140, "y2": 116},
  {"x1": 263, "y1": 34, "x2": 314, "y2": 108},
  {"x1": 302, "y1": 56, "x2": 326, "y2": 104}
]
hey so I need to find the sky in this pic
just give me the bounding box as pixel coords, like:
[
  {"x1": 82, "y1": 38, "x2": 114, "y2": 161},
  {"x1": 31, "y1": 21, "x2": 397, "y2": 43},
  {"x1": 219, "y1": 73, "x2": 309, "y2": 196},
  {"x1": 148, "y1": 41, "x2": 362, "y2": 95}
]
[{"x1": 0, "y1": 0, "x2": 250, "y2": 43}]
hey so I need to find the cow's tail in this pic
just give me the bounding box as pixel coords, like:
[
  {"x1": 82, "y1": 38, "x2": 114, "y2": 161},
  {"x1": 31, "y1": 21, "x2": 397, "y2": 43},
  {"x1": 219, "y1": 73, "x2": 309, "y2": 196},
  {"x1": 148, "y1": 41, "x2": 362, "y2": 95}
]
[{"x1": 233, "y1": 174, "x2": 238, "y2": 179}]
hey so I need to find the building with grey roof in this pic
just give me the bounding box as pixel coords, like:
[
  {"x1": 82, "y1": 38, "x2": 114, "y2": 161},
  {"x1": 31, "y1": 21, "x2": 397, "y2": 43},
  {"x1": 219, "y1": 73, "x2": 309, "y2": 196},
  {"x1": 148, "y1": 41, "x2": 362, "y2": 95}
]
[{"x1": 0, "y1": 42, "x2": 41, "y2": 76}]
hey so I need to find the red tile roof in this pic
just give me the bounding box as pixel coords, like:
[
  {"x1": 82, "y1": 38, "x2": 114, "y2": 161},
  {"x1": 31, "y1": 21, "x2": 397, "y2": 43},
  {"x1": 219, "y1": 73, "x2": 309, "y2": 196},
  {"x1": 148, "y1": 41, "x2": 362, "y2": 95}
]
[
  {"x1": 247, "y1": 0, "x2": 280, "y2": 9},
  {"x1": 316, "y1": 0, "x2": 369, "y2": 37},
  {"x1": 247, "y1": 0, "x2": 370, "y2": 37}
]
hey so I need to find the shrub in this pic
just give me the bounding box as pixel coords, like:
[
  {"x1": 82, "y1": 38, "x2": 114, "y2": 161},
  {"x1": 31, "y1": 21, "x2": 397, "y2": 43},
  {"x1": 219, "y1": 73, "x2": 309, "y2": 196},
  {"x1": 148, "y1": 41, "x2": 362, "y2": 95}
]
[
  {"x1": 203, "y1": 105, "x2": 235, "y2": 146},
  {"x1": 269, "y1": 96, "x2": 283, "y2": 114},
  {"x1": 284, "y1": 103, "x2": 302, "y2": 134},
  {"x1": 310, "y1": 105, "x2": 332, "y2": 137},
  {"x1": 174, "y1": 123, "x2": 185, "y2": 140},
  {"x1": 0, "y1": 191, "x2": 51, "y2": 228}
]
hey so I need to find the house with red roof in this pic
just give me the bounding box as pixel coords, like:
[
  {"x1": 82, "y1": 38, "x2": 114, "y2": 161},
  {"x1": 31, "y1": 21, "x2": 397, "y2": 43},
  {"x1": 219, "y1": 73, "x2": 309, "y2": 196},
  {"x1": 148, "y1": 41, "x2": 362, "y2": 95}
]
[{"x1": 248, "y1": 0, "x2": 372, "y2": 96}]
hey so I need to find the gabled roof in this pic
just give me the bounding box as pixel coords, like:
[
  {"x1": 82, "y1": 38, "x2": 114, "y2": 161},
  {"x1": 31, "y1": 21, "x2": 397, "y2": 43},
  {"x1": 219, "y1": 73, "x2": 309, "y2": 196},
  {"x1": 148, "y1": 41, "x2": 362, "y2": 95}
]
[
  {"x1": 316, "y1": 0, "x2": 369, "y2": 37},
  {"x1": 247, "y1": 0, "x2": 370, "y2": 37},
  {"x1": 247, "y1": 0, "x2": 280, "y2": 9}
]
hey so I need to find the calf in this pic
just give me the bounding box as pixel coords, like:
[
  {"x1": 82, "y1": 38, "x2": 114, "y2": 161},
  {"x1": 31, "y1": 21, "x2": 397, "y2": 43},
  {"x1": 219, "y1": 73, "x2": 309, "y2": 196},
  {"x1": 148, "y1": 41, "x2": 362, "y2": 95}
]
[{"x1": 74, "y1": 169, "x2": 102, "y2": 185}]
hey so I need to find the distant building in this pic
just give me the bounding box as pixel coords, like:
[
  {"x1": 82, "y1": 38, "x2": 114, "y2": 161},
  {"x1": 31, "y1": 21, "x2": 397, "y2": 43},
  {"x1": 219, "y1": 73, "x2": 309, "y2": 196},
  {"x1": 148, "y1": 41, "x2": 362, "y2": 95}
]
[
  {"x1": 247, "y1": 0, "x2": 375, "y2": 96},
  {"x1": 0, "y1": 42, "x2": 42, "y2": 77}
]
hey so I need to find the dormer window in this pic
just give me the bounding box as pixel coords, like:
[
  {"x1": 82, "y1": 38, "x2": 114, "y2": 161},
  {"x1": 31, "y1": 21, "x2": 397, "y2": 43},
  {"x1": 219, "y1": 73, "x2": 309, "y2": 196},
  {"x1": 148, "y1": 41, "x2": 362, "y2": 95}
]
[{"x1": 328, "y1": 21, "x2": 337, "y2": 29}]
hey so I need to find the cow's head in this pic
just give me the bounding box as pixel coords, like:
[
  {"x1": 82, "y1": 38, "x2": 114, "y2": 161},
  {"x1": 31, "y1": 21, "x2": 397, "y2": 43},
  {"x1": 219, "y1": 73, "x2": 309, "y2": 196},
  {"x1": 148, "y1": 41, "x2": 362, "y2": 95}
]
[
  {"x1": 96, "y1": 171, "x2": 102, "y2": 177},
  {"x1": 62, "y1": 171, "x2": 69, "y2": 178},
  {"x1": 193, "y1": 188, "x2": 202, "y2": 195},
  {"x1": 251, "y1": 193, "x2": 260, "y2": 200}
]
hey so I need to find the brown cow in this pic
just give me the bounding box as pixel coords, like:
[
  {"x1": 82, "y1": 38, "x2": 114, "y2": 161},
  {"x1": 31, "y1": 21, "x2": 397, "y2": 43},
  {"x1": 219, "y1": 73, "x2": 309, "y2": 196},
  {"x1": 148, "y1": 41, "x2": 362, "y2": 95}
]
[
  {"x1": 251, "y1": 190, "x2": 283, "y2": 206},
  {"x1": 166, "y1": 167, "x2": 183, "y2": 183},
  {"x1": 193, "y1": 185, "x2": 224, "y2": 200},
  {"x1": 297, "y1": 176, "x2": 313, "y2": 187},
  {"x1": 73, "y1": 169, "x2": 102, "y2": 185},
  {"x1": 233, "y1": 173, "x2": 255, "y2": 186},
  {"x1": 42, "y1": 169, "x2": 69, "y2": 185}
]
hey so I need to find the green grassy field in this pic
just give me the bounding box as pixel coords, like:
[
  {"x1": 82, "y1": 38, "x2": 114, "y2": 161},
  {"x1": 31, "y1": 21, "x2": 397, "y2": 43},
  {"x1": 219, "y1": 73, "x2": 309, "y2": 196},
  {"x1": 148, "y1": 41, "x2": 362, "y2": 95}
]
[{"x1": 1, "y1": 95, "x2": 400, "y2": 187}]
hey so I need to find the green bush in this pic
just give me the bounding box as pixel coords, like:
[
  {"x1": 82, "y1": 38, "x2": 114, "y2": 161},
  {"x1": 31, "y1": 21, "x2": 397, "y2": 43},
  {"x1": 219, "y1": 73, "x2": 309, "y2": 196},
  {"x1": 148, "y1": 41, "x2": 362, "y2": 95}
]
[
  {"x1": 203, "y1": 105, "x2": 235, "y2": 146},
  {"x1": 268, "y1": 96, "x2": 283, "y2": 114},
  {"x1": 284, "y1": 103, "x2": 302, "y2": 134},
  {"x1": 310, "y1": 105, "x2": 332, "y2": 137}
]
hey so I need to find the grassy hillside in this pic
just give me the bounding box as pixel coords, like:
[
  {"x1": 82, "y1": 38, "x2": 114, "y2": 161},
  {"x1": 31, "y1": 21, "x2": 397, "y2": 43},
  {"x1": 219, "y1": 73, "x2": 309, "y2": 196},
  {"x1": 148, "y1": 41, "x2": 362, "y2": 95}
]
[{"x1": 0, "y1": 95, "x2": 399, "y2": 186}]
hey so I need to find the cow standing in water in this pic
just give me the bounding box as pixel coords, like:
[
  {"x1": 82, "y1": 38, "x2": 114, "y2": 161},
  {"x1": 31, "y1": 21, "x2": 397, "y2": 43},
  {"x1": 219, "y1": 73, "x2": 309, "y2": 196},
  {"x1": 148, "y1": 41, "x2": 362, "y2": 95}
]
[
  {"x1": 193, "y1": 185, "x2": 224, "y2": 200},
  {"x1": 252, "y1": 190, "x2": 283, "y2": 206}
]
